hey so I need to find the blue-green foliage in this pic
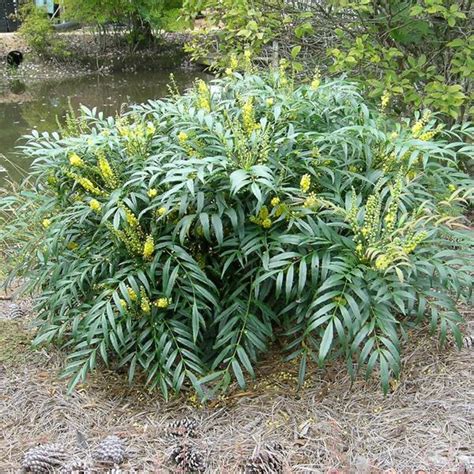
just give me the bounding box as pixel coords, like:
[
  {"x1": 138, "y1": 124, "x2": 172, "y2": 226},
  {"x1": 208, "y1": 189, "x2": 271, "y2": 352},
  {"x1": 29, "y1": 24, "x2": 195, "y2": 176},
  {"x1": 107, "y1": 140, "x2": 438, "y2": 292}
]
[{"x1": 1, "y1": 72, "x2": 473, "y2": 397}]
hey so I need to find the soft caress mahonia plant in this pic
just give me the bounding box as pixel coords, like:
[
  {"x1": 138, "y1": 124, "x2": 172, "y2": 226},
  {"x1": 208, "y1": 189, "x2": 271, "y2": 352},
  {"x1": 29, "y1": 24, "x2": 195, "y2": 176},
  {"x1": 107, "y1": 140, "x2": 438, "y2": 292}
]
[{"x1": 2, "y1": 72, "x2": 473, "y2": 397}]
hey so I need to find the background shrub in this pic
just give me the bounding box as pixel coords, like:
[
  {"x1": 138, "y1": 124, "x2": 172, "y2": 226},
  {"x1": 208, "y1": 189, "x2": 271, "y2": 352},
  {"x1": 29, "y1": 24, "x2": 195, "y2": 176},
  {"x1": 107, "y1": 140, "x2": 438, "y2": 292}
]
[
  {"x1": 183, "y1": 0, "x2": 473, "y2": 121},
  {"x1": 18, "y1": 4, "x2": 69, "y2": 59},
  {"x1": 1, "y1": 72, "x2": 473, "y2": 398}
]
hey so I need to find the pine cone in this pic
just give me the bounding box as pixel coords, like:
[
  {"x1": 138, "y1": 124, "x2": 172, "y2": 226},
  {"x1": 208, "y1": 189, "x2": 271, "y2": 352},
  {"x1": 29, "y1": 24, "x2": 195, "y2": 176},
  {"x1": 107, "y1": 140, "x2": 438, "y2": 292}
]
[
  {"x1": 165, "y1": 417, "x2": 200, "y2": 438},
  {"x1": 22, "y1": 443, "x2": 67, "y2": 473},
  {"x1": 59, "y1": 458, "x2": 93, "y2": 474},
  {"x1": 93, "y1": 435, "x2": 126, "y2": 465},
  {"x1": 170, "y1": 443, "x2": 206, "y2": 473},
  {"x1": 243, "y1": 442, "x2": 284, "y2": 474},
  {"x1": 8, "y1": 303, "x2": 25, "y2": 319},
  {"x1": 463, "y1": 334, "x2": 474, "y2": 349}
]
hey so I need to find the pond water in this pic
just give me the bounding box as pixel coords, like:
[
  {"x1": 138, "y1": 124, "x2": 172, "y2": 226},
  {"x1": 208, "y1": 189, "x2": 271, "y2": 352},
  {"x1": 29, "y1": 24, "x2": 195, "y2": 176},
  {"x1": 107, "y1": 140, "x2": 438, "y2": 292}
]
[{"x1": 0, "y1": 69, "x2": 209, "y2": 184}]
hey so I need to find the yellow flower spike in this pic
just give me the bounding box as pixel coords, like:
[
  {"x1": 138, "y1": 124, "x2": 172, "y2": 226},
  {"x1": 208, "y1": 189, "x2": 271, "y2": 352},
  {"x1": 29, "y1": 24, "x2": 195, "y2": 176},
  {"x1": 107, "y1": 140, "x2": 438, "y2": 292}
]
[
  {"x1": 178, "y1": 131, "x2": 188, "y2": 143},
  {"x1": 157, "y1": 207, "x2": 167, "y2": 217},
  {"x1": 266, "y1": 97, "x2": 274, "y2": 107},
  {"x1": 119, "y1": 299, "x2": 128, "y2": 310},
  {"x1": 143, "y1": 235, "x2": 155, "y2": 260},
  {"x1": 146, "y1": 122, "x2": 156, "y2": 136},
  {"x1": 258, "y1": 206, "x2": 269, "y2": 220},
  {"x1": 375, "y1": 254, "x2": 390, "y2": 271},
  {"x1": 69, "y1": 153, "x2": 84, "y2": 167},
  {"x1": 89, "y1": 199, "x2": 102, "y2": 212},
  {"x1": 127, "y1": 287, "x2": 138, "y2": 302},
  {"x1": 271, "y1": 197, "x2": 280, "y2": 207},
  {"x1": 197, "y1": 80, "x2": 211, "y2": 112},
  {"x1": 304, "y1": 193, "x2": 318, "y2": 208},
  {"x1": 155, "y1": 297, "x2": 171, "y2": 309},
  {"x1": 140, "y1": 289, "x2": 151, "y2": 314},
  {"x1": 98, "y1": 155, "x2": 118, "y2": 188},
  {"x1": 380, "y1": 90, "x2": 390, "y2": 110},
  {"x1": 230, "y1": 54, "x2": 238, "y2": 70},
  {"x1": 310, "y1": 70, "x2": 321, "y2": 90},
  {"x1": 225, "y1": 68, "x2": 233, "y2": 76},
  {"x1": 124, "y1": 207, "x2": 140, "y2": 228},
  {"x1": 262, "y1": 218, "x2": 272, "y2": 229},
  {"x1": 242, "y1": 98, "x2": 257, "y2": 134},
  {"x1": 66, "y1": 170, "x2": 104, "y2": 196},
  {"x1": 300, "y1": 174, "x2": 311, "y2": 193},
  {"x1": 148, "y1": 188, "x2": 158, "y2": 198},
  {"x1": 42, "y1": 218, "x2": 51, "y2": 229}
]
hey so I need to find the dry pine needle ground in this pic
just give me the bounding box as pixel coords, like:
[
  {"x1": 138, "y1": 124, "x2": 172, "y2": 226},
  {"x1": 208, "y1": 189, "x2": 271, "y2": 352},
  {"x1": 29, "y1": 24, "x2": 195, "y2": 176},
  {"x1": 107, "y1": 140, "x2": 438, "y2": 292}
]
[{"x1": 0, "y1": 297, "x2": 473, "y2": 473}]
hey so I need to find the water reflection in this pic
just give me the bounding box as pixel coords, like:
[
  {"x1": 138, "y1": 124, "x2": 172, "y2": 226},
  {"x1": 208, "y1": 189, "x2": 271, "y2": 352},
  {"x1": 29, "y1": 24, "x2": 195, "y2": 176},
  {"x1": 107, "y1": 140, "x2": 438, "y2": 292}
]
[{"x1": 0, "y1": 69, "x2": 210, "y2": 184}]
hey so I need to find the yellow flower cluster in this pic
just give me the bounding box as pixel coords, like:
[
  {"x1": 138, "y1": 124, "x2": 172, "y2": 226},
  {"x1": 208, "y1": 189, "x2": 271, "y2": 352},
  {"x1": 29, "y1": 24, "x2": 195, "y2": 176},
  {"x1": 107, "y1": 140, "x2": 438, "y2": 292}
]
[
  {"x1": 360, "y1": 193, "x2": 381, "y2": 245},
  {"x1": 402, "y1": 231, "x2": 427, "y2": 254},
  {"x1": 304, "y1": 192, "x2": 318, "y2": 208},
  {"x1": 178, "y1": 131, "x2": 188, "y2": 143},
  {"x1": 157, "y1": 207, "x2": 167, "y2": 217},
  {"x1": 279, "y1": 59, "x2": 289, "y2": 87},
  {"x1": 230, "y1": 54, "x2": 239, "y2": 70},
  {"x1": 225, "y1": 54, "x2": 239, "y2": 75},
  {"x1": 97, "y1": 153, "x2": 118, "y2": 189},
  {"x1": 346, "y1": 190, "x2": 359, "y2": 232},
  {"x1": 271, "y1": 197, "x2": 280, "y2": 207},
  {"x1": 89, "y1": 199, "x2": 102, "y2": 212},
  {"x1": 300, "y1": 174, "x2": 311, "y2": 193},
  {"x1": 380, "y1": 90, "x2": 390, "y2": 111},
  {"x1": 266, "y1": 97, "x2": 274, "y2": 107},
  {"x1": 243, "y1": 49, "x2": 253, "y2": 71},
  {"x1": 67, "y1": 171, "x2": 103, "y2": 196},
  {"x1": 310, "y1": 70, "x2": 321, "y2": 90},
  {"x1": 106, "y1": 206, "x2": 144, "y2": 256},
  {"x1": 148, "y1": 188, "x2": 158, "y2": 198},
  {"x1": 123, "y1": 206, "x2": 140, "y2": 228},
  {"x1": 119, "y1": 299, "x2": 128, "y2": 310},
  {"x1": 417, "y1": 124, "x2": 443, "y2": 141},
  {"x1": 375, "y1": 253, "x2": 392, "y2": 271},
  {"x1": 140, "y1": 288, "x2": 151, "y2": 314},
  {"x1": 155, "y1": 297, "x2": 171, "y2": 309},
  {"x1": 42, "y1": 218, "x2": 51, "y2": 229},
  {"x1": 197, "y1": 80, "x2": 211, "y2": 112},
  {"x1": 411, "y1": 110, "x2": 431, "y2": 138},
  {"x1": 146, "y1": 121, "x2": 156, "y2": 136},
  {"x1": 128, "y1": 287, "x2": 138, "y2": 301},
  {"x1": 250, "y1": 206, "x2": 272, "y2": 229},
  {"x1": 383, "y1": 176, "x2": 402, "y2": 234},
  {"x1": 69, "y1": 153, "x2": 84, "y2": 167},
  {"x1": 242, "y1": 98, "x2": 258, "y2": 134},
  {"x1": 143, "y1": 234, "x2": 155, "y2": 260}
]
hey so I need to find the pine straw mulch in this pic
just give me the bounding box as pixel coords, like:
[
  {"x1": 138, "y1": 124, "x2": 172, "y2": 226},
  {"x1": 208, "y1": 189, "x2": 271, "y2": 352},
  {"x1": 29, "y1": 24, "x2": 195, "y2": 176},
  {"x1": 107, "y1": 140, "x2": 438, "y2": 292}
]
[{"x1": 0, "y1": 297, "x2": 473, "y2": 473}]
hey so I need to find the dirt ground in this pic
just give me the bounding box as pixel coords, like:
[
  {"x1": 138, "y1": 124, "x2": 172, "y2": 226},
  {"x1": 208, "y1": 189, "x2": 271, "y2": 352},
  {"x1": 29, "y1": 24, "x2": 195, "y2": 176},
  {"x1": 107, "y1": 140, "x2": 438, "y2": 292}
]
[{"x1": 0, "y1": 291, "x2": 473, "y2": 473}]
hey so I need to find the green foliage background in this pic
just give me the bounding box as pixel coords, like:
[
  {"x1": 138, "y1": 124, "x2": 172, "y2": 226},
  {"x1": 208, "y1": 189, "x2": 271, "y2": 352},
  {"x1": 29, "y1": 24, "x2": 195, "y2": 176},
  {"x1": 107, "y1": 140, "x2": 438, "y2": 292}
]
[
  {"x1": 1, "y1": 72, "x2": 473, "y2": 398},
  {"x1": 183, "y1": 0, "x2": 473, "y2": 121}
]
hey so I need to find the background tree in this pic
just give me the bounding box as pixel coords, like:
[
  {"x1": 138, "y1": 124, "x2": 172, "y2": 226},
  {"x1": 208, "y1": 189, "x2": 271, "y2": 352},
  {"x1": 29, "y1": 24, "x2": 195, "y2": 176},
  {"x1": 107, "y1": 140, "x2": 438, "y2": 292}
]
[{"x1": 62, "y1": 0, "x2": 185, "y2": 48}]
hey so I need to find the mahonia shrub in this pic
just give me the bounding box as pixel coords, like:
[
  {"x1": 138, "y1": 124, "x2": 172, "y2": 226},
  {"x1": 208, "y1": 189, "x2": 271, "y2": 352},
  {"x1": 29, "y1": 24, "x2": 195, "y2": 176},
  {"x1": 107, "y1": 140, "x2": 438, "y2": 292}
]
[{"x1": 2, "y1": 72, "x2": 473, "y2": 397}]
